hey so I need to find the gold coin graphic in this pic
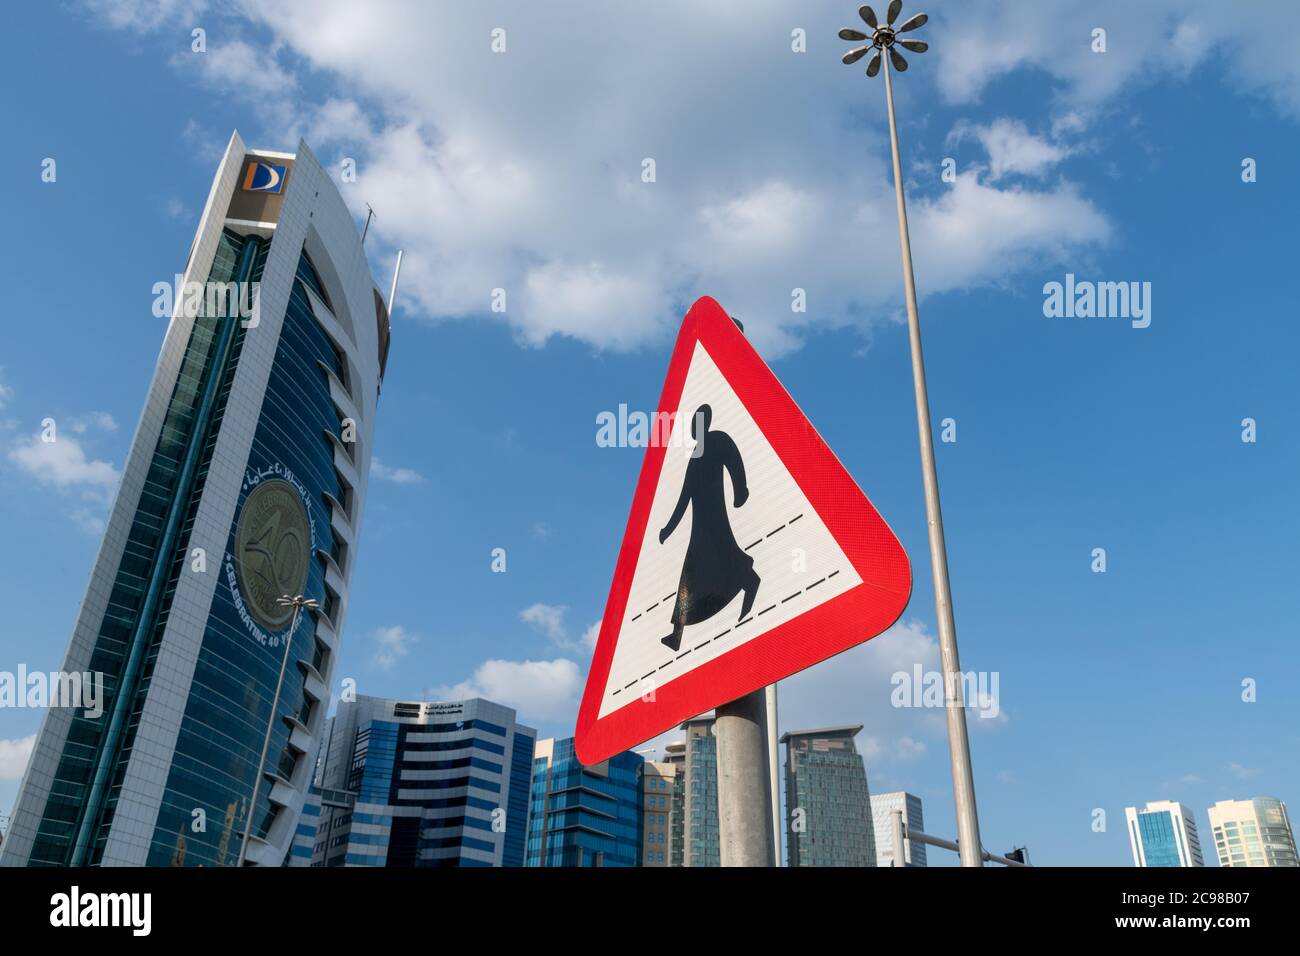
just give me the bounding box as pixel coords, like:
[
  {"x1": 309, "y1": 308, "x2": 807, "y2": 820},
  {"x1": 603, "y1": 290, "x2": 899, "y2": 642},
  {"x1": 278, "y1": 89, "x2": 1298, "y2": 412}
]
[{"x1": 234, "y1": 478, "x2": 311, "y2": 631}]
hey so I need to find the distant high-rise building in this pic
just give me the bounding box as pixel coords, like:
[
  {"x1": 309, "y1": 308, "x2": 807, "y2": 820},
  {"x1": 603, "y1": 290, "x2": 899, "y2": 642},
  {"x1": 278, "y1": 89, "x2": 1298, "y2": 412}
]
[
  {"x1": 782, "y1": 726, "x2": 876, "y2": 867},
  {"x1": 1207, "y1": 797, "x2": 1298, "y2": 868},
  {"x1": 1, "y1": 133, "x2": 390, "y2": 867},
  {"x1": 681, "y1": 716, "x2": 720, "y2": 867},
  {"x1": 293, "y1": 695, "x2": 535, "y2": 867},
  {"x1": 663, "y1": 741, "x2": 686, "y2": 866},
  {"x1": 1125, "y1": 801, "x2": 1204, "y2": 867},
  {"x1": 641, "y1": 761, "x2": 675, "y2": 866},
  {"x1": 870, "y1": 791, "x2": 927, "y2": 867},
  {"x1": 528, "y1": 737, "x2": 642, "y2": 867}
]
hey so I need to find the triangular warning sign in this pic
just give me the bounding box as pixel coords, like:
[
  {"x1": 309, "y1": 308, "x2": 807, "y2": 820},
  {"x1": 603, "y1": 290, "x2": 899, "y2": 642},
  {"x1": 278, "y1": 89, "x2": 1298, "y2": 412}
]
[{"x1": 576, "y1": 296, "x2": 911, "y2": 765}]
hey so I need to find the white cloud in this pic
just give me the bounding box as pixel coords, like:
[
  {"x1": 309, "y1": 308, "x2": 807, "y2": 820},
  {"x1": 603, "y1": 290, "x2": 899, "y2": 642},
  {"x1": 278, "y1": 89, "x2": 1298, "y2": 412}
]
[
  {"x1": 778, "y1": 619, "x2": 952, "y2": 772},
  {"x1": 0, "y1": 734, "x2": 36, "y2": 781},
  {"x1": 83, "y1": 2, "x2": 1300, "y2": 356},
  {"x1": 931, "y1": 0, "x2": 1300, "y2": 119},
  {"x1": 180, "y1": 118, "x2": 227, "y2": 166},
  {"x1": 370, "y1": 624, "x2": 417, "y2": 671},
  {"x1": 579, "y1": 620, "x2": 601, "y2": 654},
  {"x1": 520, "y1": 603, "x2": 567, "y2": 643},
  {"x1": 948, "y1": 118, "x2": 1070, "y2": 181},
  {"x1": 68, "y1": 412, "x2": 118, "y2": 434},
  {"x1": 896, "y1": 735, "x2": 927, "y2": 760},
  {"x1": 1228, "y1": 762, "x2": 1261, "y2": 781},
  {"x1": 82, "y1": 0, "x2": 207, "y2": 33},
  {"x1": 369, "y1": 457, "x2": 423, "y2": 484},
  {"x1": 520, "y1": 603, "x2": 600, "y2": 657},
  {"x1": 0, "y1": 370, "x2": 12, "y2": 411},
  {"x1": 9, "y1": 431, "x2": 120, "y2": 492},
  {"x1": 774, "y1": 621, "x2": 941, "y2": 738},
  {"x1": 431, "y1": 657, "x2": 582, "y2": 723},
  {"x1": 70, "y1": 508, "x2": 107, "y2": 536},
  {"x1": 173, "y1": 39, "x2": 296, "y2": 98},
  {"x1": 84, "y1": 1, "x2": 1135, "y2": 359}
]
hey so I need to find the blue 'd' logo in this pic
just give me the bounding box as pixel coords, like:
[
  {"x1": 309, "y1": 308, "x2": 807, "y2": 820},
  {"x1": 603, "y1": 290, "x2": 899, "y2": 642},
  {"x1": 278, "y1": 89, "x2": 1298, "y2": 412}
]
[{"x1": 242, "y1": 161, "x2": 287, "y2": 194}]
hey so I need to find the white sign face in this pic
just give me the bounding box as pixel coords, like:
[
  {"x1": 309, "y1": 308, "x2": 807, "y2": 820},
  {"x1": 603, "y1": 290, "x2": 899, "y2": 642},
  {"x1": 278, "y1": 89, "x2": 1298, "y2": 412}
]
[{"x1": 597, "y1": 341, "x2": 861, "y2": 719}]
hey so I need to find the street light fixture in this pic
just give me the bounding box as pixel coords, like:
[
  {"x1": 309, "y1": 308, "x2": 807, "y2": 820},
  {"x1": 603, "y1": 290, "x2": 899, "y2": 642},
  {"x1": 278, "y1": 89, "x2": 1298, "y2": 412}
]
[
  {"x1": 236, "y1": 593, "x2": 318, "y2": 866},
  {"x1": 838, "y1": 2, "x2": 984, "y2": 868}
]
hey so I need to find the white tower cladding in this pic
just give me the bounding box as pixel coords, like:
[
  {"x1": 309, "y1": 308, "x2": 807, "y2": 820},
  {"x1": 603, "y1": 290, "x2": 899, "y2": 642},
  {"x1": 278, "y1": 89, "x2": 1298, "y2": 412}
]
[
  {"x1": 1, "y1": 133, "x2": 390, "y2": 867},
  {"x1": 1125, "y1": 801, "x2": 1204, "y2": 867},
  {"x1": 1207, "y1": 797, "x2": 1299, "y2": 868}
]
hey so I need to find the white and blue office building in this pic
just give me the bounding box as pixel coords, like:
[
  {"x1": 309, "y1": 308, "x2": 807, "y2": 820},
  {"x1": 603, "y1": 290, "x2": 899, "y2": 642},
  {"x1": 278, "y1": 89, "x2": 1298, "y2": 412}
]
[
  {"x1": 1125, "y1": 800, "x2": 1205, "y2": 867},
  {"x1": 292, "y1": 695, "x2": 536, "y2": 867}
]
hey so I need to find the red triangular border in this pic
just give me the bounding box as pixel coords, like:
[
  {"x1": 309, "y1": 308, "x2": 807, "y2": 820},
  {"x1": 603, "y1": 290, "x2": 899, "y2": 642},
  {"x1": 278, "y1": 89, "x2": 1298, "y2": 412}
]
[{"x1": 575, "y1": 296, "x2": 911, "y2": 765}]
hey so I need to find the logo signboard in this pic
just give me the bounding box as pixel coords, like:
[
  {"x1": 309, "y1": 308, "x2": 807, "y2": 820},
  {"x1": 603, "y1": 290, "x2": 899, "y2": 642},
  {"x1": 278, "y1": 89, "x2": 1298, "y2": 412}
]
[
  {"x1": 242, "y1": 160, "x2": 287, "y2": 194},
  {"x1": 575, "y1": 296, "x2": 911, "y2": 765}
]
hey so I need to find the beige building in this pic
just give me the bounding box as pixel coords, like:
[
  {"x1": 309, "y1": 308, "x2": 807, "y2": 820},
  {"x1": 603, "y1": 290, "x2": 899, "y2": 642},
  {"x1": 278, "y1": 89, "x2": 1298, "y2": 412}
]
[
  {"x1": 641, "y1": 761, "x2": 675, "y2": 866},
  {"x1": 1207, "y1": 797, "x2": 1298, "y2": 868}
]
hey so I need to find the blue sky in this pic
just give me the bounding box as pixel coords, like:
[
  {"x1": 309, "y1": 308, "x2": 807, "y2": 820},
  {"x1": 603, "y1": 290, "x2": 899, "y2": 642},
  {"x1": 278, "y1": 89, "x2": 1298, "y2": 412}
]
[{"x1": 1, "y1": 1, "x2": 1298, "y2": 866}]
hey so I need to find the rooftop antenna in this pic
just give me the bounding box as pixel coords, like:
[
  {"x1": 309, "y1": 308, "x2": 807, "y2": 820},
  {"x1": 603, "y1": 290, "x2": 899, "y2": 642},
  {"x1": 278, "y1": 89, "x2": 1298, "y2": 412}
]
[{"x1": 361, "y1": 203, "x2": 376, "y2": 245}]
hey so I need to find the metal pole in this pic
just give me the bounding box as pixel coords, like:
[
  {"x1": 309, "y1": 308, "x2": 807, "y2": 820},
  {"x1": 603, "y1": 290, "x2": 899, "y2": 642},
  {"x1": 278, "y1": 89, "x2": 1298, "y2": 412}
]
[
  {"x1": 237, "y1": 599, "x2": 301, "y2": 866},
  {"x1": 715, "y1": 690, "x2": 774, "y2": 866},
  {"x1": 882, "y1": 51, "x2": 983, "y2": 867},
  {"x1": 890, "y1": 806, "x2": 906, "y2": 867},
  {"x1": 904, "y1": 827, "x2": 1030, "y2": 867},
  {"x1": 765, "y1": 683, "x2": 781, "y2": 865},
  {"x1": 388, "y1": 248, "x2": 404, "y2": 312}
]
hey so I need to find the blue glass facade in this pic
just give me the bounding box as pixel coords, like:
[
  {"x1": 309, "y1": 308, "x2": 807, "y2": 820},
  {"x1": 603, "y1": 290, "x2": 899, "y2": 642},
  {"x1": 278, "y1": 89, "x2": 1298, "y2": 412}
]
[
  {"x1": 526, "y1": 737, "x2": 643, "y2": 868},
  {"x1": 19, "y1": 228, "x2": 353, "y2": 866},
  {"x1": 142, "y1": 246, "x2": 346, "y2": 866},
  {"x1": 306, "y1": 697, "x2": 535, "y2": 867},
  {"x1": 1134, "y1": 810, "x2": 1184, "y2": 868},
  {"x1": 21, "y1": 230, "x2": 274, "y2": 865}
]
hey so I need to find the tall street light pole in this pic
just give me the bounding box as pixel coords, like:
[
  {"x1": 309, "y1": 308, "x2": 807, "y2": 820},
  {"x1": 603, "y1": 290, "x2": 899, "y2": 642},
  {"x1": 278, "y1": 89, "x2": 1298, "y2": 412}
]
[
  {"x1": 237, "y1": 593, "x2": 317, "y2": 867},
  {"x1": 839, "y1": 1, "x2": 983, "y2": 867}
]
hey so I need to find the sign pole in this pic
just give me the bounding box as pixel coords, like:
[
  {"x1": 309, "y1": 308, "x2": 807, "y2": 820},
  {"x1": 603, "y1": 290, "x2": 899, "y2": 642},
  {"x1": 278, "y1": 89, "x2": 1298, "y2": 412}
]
[
  {"x1": 765, "y1": 683, "x2": 781, "y2": 865},
  {"x1": 713, "y1": 313, "x2": 776, "y2": 868},
  {"x1": 715, "y1": 689, "x2": 774, "y2": 866}
]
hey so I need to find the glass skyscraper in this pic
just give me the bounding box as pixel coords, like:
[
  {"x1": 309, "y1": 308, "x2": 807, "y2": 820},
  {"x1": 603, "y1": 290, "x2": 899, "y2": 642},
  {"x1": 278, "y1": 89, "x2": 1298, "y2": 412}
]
[
  {"x1": 782, "y1": 725, "x2": 876, "y2": 867},
  {"x1": 681, "y1": 716, "x2": 720, "y2": 867},
  {"x1": 1207, "y1": 797, "x2": 1298, "y2": 868},
  {"x1": 662, "y1": 740, "x2": 686, "y2": 866},
  {"x1": 527, "y1": 737, "x2": 642, "y2": 867},
  {"x1": 293, "y1": 696, "x2": 536, "y2": 867},
  {"x1": 1125, "y1": 801, "x2": 1204, "y2": 867},
  {"x1": 0, "y1": 133, "x2": 390, "y2": 867}
]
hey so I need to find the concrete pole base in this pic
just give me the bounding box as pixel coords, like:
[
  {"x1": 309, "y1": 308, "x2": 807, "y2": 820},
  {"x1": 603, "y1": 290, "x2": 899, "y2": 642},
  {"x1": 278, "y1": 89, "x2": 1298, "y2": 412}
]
[{"x1": 715, "y1": 689, "x2": 775, "y2": 867}]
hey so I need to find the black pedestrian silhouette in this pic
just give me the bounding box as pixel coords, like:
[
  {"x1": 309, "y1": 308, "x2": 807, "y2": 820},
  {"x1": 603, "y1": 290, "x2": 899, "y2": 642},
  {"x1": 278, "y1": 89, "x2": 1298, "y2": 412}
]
[{"x1": 659, "y1": 404, "x2": 761, "y2": 652}]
